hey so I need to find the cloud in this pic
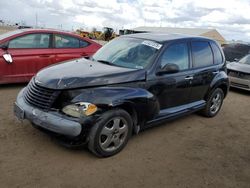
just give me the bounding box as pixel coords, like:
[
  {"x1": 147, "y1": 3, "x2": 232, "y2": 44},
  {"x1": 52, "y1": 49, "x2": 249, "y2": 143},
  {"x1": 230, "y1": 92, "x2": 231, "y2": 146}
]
[{"x1": 0, "y1": 0, "x2": 250, "y2": 41}]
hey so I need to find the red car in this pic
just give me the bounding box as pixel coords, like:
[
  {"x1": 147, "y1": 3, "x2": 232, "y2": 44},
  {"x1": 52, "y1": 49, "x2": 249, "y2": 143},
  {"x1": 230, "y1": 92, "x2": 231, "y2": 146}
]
[{"x1": 0, "y1": 29, "x2": 101, "y2": 84}]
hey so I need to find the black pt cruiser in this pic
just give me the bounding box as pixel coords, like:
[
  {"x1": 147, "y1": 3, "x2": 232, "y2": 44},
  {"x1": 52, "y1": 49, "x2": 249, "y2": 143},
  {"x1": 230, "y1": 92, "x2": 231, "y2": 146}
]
[{"x1": 14, "y1": 33, "x2": 229, "y2": 157}]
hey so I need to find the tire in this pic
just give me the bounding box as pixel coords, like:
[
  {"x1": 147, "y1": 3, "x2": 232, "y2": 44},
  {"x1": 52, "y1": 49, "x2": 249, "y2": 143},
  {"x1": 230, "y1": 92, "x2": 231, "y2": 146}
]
[
  {"x1": 201, "y1": 88, "x2": 224, "y2": 117},
  {"x1": 88, "y1": 109, "x2": 133, "y2": 157}
]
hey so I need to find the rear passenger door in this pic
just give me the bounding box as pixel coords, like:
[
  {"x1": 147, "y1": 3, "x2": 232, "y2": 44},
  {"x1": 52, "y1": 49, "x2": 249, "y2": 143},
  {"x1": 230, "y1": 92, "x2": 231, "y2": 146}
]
[
  {"x1": 53, "y1": 34, "x2": 90, "y2": 63},
  {"x1": 189, "y1": 41, "x2": 222, "y2": 102}
]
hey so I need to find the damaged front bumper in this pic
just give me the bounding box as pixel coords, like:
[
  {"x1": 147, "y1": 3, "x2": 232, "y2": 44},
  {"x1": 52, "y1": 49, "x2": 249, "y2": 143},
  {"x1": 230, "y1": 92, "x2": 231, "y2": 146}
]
[{"x1": 14, "y1": 88, "x2": 82, "y2": 137}]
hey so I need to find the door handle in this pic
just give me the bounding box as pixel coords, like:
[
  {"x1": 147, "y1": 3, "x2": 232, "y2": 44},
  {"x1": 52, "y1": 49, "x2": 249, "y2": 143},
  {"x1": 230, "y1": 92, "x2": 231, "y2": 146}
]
[
  {"x1": 39, "y1": 55, "x2": 51, "y2": 58},
  {"x1": 185, "y1": 76, "x2": 193, "y2": 80}
]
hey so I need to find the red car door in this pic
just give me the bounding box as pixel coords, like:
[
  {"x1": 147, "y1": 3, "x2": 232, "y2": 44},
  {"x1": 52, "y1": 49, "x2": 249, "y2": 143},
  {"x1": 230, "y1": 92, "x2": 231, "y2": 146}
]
[
  {"x1": 53, "y1": 33, "x2": 98, "y2": 63},
  {"x1": 0, "y1": 33, "x2": 54, "y2": 84}
]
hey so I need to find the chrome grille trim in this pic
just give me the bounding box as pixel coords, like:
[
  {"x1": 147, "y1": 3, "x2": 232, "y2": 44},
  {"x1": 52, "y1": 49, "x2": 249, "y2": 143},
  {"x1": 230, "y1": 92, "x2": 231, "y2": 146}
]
[{"x1": 24, "y1": 79, "x2": 60, "y2": 110}]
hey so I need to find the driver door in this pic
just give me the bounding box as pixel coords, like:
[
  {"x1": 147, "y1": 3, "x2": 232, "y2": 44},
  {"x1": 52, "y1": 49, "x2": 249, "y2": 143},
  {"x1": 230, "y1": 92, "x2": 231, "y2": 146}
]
[
  {"x1": 148, "y1": 42, "x2": 193, "y2": 110},
  {"x1": 0, "y1": 33, "x2": 54, "y2": 84}
]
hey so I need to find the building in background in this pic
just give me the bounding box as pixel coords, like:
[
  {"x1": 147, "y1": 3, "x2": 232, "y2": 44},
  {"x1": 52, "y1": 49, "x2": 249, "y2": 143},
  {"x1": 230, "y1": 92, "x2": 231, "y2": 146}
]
[{"x1": 130, "y1": 27, "x2": 226, "y2": 45}]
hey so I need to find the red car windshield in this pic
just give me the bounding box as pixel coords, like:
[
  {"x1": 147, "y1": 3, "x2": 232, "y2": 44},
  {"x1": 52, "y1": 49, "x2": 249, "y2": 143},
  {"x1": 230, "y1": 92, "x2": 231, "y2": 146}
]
[
  {"x1": 239, "y1": 54, "x2": 250, "y2": 65},
  {"x1": 0, "y1": 30, "x2": 24, "y2": 41}
]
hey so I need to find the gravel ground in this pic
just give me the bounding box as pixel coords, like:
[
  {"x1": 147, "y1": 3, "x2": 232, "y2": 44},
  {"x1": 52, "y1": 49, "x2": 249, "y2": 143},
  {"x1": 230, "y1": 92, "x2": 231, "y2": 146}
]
[{"x1": 0, "y1": 84, "x2": 250, "y2": 188}]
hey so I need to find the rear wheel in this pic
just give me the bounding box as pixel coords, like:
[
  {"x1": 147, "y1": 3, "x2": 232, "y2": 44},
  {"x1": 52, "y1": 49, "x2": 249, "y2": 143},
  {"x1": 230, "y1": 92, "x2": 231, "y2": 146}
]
[
  {"x1": 88, "y1": 109, "x2": 132, "y2": 157},
  {"x1": 201, "y1": 88, "x2": 224, "y2": 117}
]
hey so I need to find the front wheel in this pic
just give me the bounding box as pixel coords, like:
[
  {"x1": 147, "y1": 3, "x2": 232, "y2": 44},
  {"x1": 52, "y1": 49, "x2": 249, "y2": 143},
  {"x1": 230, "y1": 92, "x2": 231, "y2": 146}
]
[
  {"x1": 201, "y1": 88, "x2": 224, "y2": 117},
  {"x1": 88, "y1": 109, "x2": 132, "y2": 157}
]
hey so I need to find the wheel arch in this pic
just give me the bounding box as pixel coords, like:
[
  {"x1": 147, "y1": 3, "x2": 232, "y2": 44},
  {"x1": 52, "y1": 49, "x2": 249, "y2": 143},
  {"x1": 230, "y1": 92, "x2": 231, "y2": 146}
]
[
  {"x1": 205, "y1": 80, "x2": 229, "y2": 100},
  {"x1": 217, "y1": 83, "x2": 228, "y2": 98},
  {"x1": 115, "y1": 102, "x2": 139, "y2": 134},
  {"x1": 205, "y1": 71, "x2": 229, "y2": 100}
]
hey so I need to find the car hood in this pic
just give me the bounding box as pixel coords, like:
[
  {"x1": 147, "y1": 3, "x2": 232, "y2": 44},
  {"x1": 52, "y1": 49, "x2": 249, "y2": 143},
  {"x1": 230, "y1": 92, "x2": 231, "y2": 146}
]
[
  {"x1": 227, "y1": 62, "x2": 250, "y2": 73},
  {"x1": 35, "y1": 58, "x2": 146, "y2": 89}
]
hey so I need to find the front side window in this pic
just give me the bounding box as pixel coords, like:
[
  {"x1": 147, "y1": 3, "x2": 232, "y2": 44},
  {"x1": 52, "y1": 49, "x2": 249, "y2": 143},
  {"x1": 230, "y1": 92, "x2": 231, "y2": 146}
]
[
  {"x1": 159, "y1": 43, "x2": 189, "y2": 70},
  {"x1": 8, "y1": 33, "x2": 50, "y2": 48},
  {"x1": 92, "y1": 37, "x2": 161, "y2": 69},
  {"x1": 55, "y1": 34, "x2": 79, "y2": 48},
  {"x1": 191, "y1": 41, "x2": 213, "y2": 68}
]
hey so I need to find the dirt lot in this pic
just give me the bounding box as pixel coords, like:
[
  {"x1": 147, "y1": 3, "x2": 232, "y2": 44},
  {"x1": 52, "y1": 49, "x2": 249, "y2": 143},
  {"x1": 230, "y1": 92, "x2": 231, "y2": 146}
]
[
  {"x1": 0, "y1": 84, "x2": 250, "y2": 188},
  {"x1": 0, "y1": 26, "x2": 15, "y2": 34}
]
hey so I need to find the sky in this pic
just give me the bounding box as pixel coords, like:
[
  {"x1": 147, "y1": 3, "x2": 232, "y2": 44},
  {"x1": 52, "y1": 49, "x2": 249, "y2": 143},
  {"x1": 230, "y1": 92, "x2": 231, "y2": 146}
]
[{"x1": 0, "y1": 0, "x2": 250, "y2": 41}]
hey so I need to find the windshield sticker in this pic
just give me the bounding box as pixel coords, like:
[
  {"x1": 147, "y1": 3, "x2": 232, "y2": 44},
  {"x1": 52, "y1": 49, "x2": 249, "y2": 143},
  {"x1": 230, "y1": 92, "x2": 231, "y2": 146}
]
[
  {"x1": 142, "y1": 40, "x2": 162, "y2": 50},
  {"x1": 135, "y1": 65, "x2": 144, "y2": 69}
]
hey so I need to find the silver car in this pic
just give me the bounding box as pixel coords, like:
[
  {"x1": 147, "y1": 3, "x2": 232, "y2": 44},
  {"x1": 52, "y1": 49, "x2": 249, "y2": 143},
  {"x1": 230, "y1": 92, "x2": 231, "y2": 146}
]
[{"x1": 227, "y1": 54, "x2": 250, "y2": 91}]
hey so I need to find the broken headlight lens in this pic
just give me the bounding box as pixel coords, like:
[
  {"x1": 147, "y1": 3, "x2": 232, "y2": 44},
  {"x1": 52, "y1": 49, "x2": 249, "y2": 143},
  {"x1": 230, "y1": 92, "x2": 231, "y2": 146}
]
[{"x1": 62, "y1": 102, "x2": 97, "y2": 118}]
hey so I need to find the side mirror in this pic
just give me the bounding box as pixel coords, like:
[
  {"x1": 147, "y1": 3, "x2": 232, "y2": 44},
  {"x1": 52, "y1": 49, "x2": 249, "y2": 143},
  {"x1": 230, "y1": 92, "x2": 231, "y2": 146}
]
[
  {"x1": 0, "y1": 44, "x2": 8, "y2": 51},
  {"x1": 1, "y1": 43, "x2": 12, "y2": 64},
  {"x1": 3, "y1": 53, "x2": 13, "y2": 64},
  {"x1": 234, "y1": 58, "x2": 239, "y2": 62},
  {"x1": 157, "y1": 63, "x2": 179, "y2": 75}
]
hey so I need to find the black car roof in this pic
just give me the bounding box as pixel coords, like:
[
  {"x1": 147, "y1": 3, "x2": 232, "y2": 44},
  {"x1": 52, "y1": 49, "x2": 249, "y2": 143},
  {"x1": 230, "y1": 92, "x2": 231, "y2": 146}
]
[{"x1": 122, "y1": 33, "x2": 213, "y2": 43}]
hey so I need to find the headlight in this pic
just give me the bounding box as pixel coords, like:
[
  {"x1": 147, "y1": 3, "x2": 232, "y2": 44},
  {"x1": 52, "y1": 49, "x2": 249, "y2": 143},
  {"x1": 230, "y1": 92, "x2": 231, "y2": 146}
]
[{"x1": 62, "y1": 102, "x2": 97, "y2": 118}]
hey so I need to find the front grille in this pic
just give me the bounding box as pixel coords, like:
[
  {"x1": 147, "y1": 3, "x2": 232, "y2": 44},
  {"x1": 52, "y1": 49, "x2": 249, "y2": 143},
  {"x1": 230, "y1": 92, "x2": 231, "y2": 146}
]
[
  {"x1": 24, "y1": 79, "x2": 60, "y2": 110},
  {"x1": 228, "y1": 70, "x2": 250, "y2": 80},
  {"x1": 228, "y1": 70, "x2": 239, "y2": 77}
]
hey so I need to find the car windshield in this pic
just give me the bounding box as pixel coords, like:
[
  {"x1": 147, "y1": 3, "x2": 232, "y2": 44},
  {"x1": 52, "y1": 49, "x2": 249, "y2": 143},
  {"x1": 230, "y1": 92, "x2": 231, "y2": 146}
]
[
  {"x1": 0, "y1": 30, "x2": 24, "y2": 41},
  {"x1": 239, "y1": 54, "x2": 250, "y2": 65},
  {"x1": 92, "y1": 37, "x2": 162, "y2": 69}
]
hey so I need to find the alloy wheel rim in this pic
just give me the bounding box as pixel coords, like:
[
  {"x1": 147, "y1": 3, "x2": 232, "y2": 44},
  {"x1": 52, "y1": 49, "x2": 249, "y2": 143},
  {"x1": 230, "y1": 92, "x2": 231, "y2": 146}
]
[
  {"x1": 99, "y1": 117, "x2": 128, "y2": 152},
  {"x1": 210, "y1": 92, "x2": 222, "y2": 114}
]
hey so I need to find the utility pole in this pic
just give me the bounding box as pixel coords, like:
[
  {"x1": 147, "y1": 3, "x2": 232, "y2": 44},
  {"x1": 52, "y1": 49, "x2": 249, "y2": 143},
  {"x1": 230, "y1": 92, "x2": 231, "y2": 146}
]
[{"x1": 35, "y1": 13, "x2": 38, "y2": 28}]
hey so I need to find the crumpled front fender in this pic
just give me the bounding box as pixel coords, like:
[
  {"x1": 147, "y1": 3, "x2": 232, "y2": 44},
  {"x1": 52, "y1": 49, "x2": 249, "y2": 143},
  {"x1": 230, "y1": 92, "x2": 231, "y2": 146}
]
[
  {"x1": 68, "y1": 86, "x2": 159, "y2": 122},
  {"x1": 71, "y1": 87, "x2": 152, "y2": 105}
]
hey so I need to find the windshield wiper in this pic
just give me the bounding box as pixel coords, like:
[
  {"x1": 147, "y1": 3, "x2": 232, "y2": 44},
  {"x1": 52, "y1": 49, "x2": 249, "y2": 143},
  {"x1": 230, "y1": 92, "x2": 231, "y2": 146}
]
[
  {"x1": 96, "y1": 60, "x2": 114, "y2": 65},
  {"x1": 96, "y1": 59, "x2": 130, "y2": 68}
]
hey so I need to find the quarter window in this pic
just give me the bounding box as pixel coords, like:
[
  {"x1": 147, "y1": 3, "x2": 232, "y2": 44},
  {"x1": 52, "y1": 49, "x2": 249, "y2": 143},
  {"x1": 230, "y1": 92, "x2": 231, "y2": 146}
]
[
  {"x1": 211, "y1": 42, "x2": 223, "y2": 64},
  {"x1": 80, "y1": 40, "x2": 89, "y2": 48},
  {"x1": 159, "y1": 43, "x2": 189, "y2": 70},
  {"x1": 191, "y1": 41, "x2": 213, "y2": 68},
  {"x1": 55, "y1": 34, "x2": 79, "y2": 48},
  {"x1": 9, "y1": 34, "x2": 50, "y2": 48}
]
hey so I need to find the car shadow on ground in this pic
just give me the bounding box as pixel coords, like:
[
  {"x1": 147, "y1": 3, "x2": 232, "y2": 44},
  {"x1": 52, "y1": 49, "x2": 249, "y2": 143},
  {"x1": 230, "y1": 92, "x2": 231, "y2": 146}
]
[
  {"x1": 32, "y1": 111, "x2": 194, "y2": 157},
  {"x1": 132, "y1": 113, "x2": 196, "y2": 139}
]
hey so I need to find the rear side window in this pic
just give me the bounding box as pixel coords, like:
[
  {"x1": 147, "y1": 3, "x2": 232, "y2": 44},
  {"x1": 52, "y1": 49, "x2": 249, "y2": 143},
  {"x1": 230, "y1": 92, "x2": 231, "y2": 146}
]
[
  {"x1": 80, "y1": 40, "x2": 89, "y2": 48},
  {"x1": 191, "y1": 41, "x2": 213, "y2": 68},
  {"x1": 9, "y1": 33, "x2": 50, "y2": 48},
  {"x1": 55, "y1": 34, "x2": 79, "y2": 48},
  {"x1": 211, "y1": 42, "x2": 223, "y2": 64},
  {"x1": 160, "y1": 43, "x2": 189, "y2": 70}
]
